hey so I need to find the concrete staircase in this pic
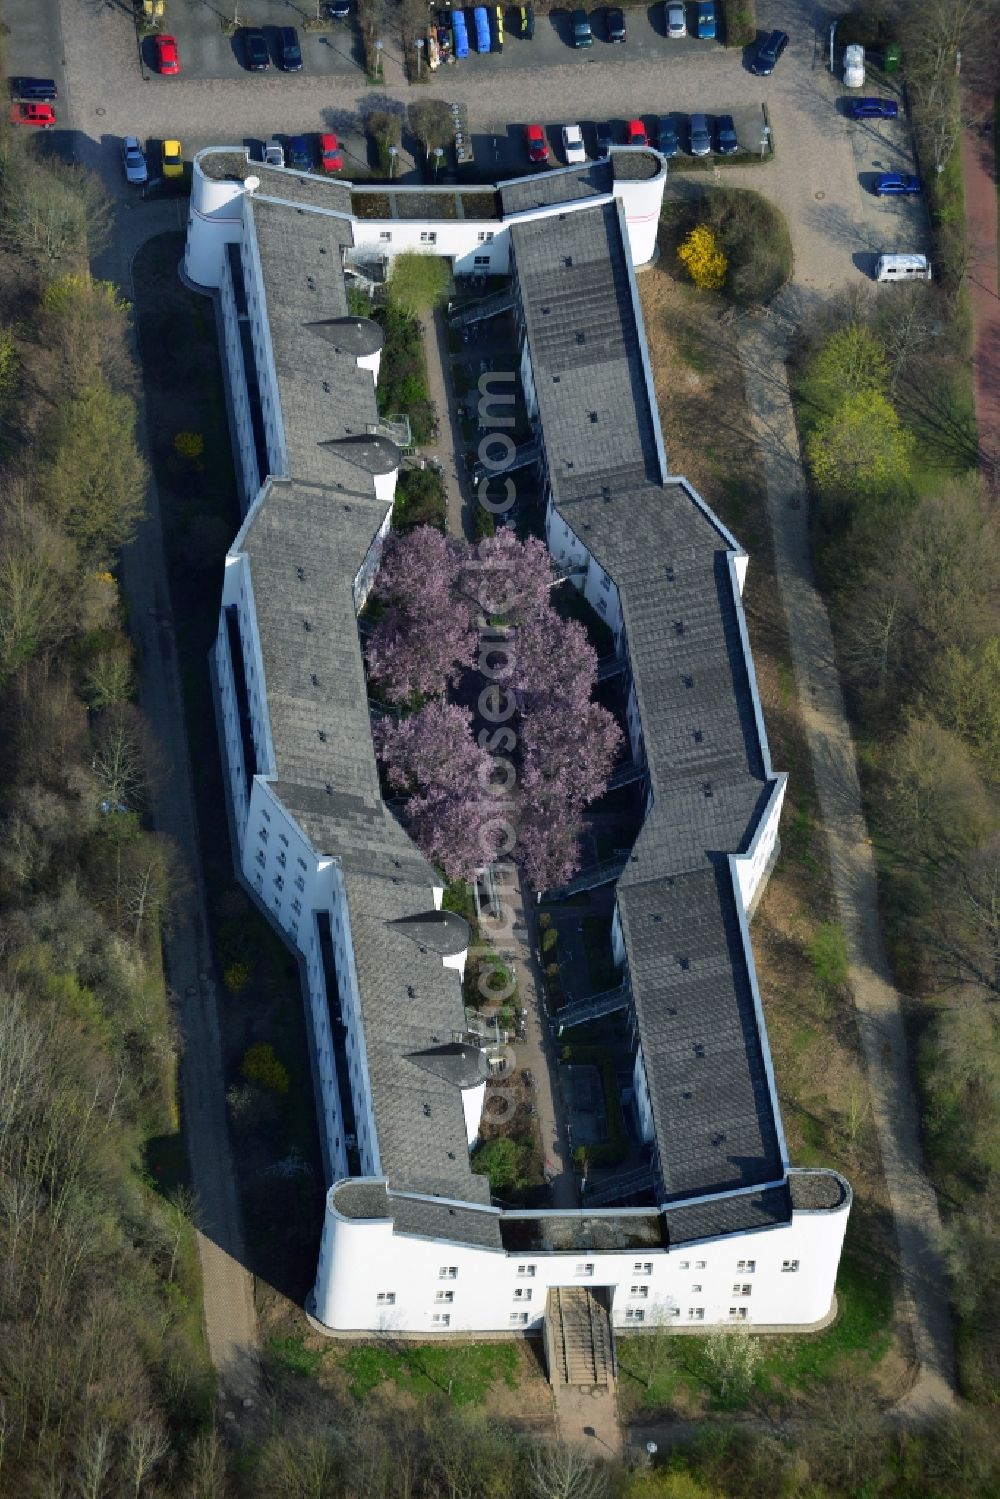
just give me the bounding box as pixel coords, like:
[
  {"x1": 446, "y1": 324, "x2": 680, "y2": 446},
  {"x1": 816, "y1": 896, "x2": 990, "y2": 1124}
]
[{"x1": 546, "y1": 1287, "x2": 614, "y2": 1388}]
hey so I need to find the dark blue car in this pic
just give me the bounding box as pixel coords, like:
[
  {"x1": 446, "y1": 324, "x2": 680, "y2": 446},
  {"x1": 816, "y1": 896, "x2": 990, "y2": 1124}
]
[
  {"x1": 850, "y1": 97, "x2": 899, "y2": 120},
  {"x1": 655, "y1": 116, "x2": 679, "y2": 157},
  {"x1": 875, "y1": 172, "x2": 922, "y2": 196}
]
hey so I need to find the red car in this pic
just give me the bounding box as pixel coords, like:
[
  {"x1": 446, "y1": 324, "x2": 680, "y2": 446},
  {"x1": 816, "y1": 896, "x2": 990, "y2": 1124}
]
[
  {"x1": 626, "y1": 119, "x2": 648, "y2": 147},
  {"x1": 154, "y1": 34, "x2": 181, "y2": 75},
  {"x1": 319, "y1": 132, "x2": 344, "y2": 173},
  {"x1": 9, "y1": 101, "x2": 55, "y2": 127},
  {"x1": 524, "y1": 122, "x2": 548, "y2": 164}
]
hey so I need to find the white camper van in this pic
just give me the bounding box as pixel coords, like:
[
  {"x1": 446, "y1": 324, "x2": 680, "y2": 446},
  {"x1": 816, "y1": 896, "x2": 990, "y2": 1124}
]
[{"x1": 876, "y1": 253, "x2": 932, "y2": 282}]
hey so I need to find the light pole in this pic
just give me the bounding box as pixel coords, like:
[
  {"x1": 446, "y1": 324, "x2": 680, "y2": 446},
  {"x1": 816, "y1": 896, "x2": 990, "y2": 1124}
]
[
  {"x1": 433, "y1": 146, "x2": 444, "y2": 180},
  {"x1": 829, "y1": 20, "x2": 837, "y2": 74},
  {"x1": 374, "y1": 38, "x2": 383, "y2": 80},
  {"x1": 415, "y1": 36, "x2": 424, "y2": 79},
  {"x1": 388, "y1": 144, "x2": 398, "y2": 179}
]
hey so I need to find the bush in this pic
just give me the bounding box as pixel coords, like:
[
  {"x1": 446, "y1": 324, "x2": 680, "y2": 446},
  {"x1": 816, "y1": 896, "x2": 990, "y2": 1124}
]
[
  {"x1": 720, "y1": 0, "x2": 756, "y2": 49},
  {"x1": 241, "y1": 1042, "x2": 290, "y2": 1095},
  {"x1": 393, "y1": 466, "x2": 447, "y2": 532},
  {"x1": 224, "y1": 960, "x2": 251, "y2": 995},
  {"x1": 541, "y1": 925, "x2": 559, "y2": 953},
  {"x1": 474, "y1": 504, "x2": 496, "y2": 539},
  {"x1": 677, "y1": 225, "x2": 727, "y2": 291},
  {"x1": 472, "y1": 1136, "x2": 528, "y2": 1193}
]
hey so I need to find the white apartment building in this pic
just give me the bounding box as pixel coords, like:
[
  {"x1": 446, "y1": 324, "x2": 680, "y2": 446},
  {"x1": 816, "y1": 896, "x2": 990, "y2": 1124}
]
[{"x1": 187, "y1": 147, "x2": 850, "y2": 1349}]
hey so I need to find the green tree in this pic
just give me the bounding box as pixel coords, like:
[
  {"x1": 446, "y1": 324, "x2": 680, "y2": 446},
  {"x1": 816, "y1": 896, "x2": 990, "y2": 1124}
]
[
  {"x1": 806, "y1": 389, "x2": 913, "y2": 497},
  {"x1": 40, "y1": 378, "x2": 148, "y2": 565},
  {"x1": 472, "y1": 1136, "x2": 526, "y2": 1193},
  {"x1": 808, "y1": 324, "x2": 889, "y2": 409},
  {"x1": 388, "y1": 252, "x2": 450, "y2": 316}
]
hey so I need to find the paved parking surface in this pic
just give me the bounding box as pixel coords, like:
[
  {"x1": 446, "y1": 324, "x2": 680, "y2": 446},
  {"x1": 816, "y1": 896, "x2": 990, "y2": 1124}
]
[
  {"x1": 7, "y1": 0, "x2": 932, "y2": 303},
  {"x1": 146, "y1": 1, "x2": 362, "y2": 81}
]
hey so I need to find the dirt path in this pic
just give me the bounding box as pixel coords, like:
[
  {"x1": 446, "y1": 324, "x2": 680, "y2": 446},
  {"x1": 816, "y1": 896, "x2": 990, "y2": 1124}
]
[
  {"x1": 960, "y1": 92, "x2": 1000, "y2": 477},
  {"x1": 737, "y1": 314, "x2": 957, "y2": 1421},
  {"x1": 94, "y1": 205, "x2": 259, "y2": 1408}
]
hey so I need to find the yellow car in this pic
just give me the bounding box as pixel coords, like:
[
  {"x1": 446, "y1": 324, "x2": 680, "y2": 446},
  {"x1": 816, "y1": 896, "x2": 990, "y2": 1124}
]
[{"x1": 161, "y1": 138, "x2": 184, "y2": 179}]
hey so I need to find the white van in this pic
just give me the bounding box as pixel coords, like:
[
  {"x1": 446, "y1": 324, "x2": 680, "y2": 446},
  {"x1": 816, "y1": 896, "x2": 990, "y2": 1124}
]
[
  {"x1": 876, "y1": 253, "x2": 932, "y2": 283},
  {"x1": 844, "y1": 43, "x2": 865, "y2": 88}
]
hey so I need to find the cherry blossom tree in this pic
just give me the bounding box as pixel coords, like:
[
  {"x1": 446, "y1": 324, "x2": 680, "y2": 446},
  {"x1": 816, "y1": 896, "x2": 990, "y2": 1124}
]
[
  {"x1": 461, "y1": 529, "x2": 554, "y2": 627},
  {"x1": 366, "y1": 528, "x2": 476, "y2": 702},
  {"x1": 375, "y1": 700, "x2": 505, "y2": 880}
]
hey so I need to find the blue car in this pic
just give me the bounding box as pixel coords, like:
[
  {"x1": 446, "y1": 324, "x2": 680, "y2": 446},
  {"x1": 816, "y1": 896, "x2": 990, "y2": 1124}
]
[
  {"x1": 695, "y1": 2, "x2": 716, "y2": 39},
  {"x1": 850, "y1": 97, "x2": 899, "y2": 120},
  {"x1": 875, "y1": 172, "x2": 921, "y2": 196},
  {"x1": 716, "y1": 114, "x2": 738, "y2": 155},
  {"x1": 287, "y1": 135, "x2": 311, "y2": 170},
  {"x1": 655, "y1": 116, "x2": 679, "y2": 158}
]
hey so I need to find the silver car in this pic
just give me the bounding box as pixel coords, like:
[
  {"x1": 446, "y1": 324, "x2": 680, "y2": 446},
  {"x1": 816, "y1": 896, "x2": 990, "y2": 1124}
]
[
  {"x1": 121, "y1": 135, "x2": 148, "y2": 186},
  {"x1": 665, "y1": 3, "x2": 687, "y2": 38},
  {"x1": 689, "y1": 112, "x2": 711, "y2": 156}
]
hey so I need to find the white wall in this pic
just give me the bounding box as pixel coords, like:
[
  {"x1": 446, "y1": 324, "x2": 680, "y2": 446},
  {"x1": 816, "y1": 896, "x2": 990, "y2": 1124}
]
[
  {"x1": 312, "y1": 1177, "x2": 850, "y2": 1333},
  {"x1": 632, "y1": 1047, "x2": 654, "y2": 1145},
  {"x1": 462, "y1": 1080, "x2": 487, "y2": 1148}
]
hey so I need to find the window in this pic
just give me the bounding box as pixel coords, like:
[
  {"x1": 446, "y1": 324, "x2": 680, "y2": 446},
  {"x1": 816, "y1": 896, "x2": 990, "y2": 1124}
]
[
  {"x1": 295, "y1": 875, "x2": 306, "y2": 893},
  {"x1": 513, "y1": 1287, "x2": 532, "y2": 1302},
  {"x1": 576, "y1": 1263, "x2": 594, "y2": 1277},
  {"x1": 510, "y1": 1312, "x2": 529, "y2": 1325},
  {"x1": 278, "y1": 833, "x2": 288, "y2": 847},
  {"x1": 688, "y1": 1308, "x2": 705, "y2": 1321},
  {"x1": 517, "y1": 1264, "x2": 536, "y2": 1278},
  {"x1": 379, "y1": 231, "x2": 392, "y2": 242},
  {"x1": 432, "y1": 1313, "x2": 450, "y2": 1327},
  {"x1": 695, "y1": 1260, "x2": 707, "y2": 1270},
  {"x1": 376, "y1": 1291, "x2": 395, "y2": 1305},
  {"x1": 439, "y1": 1266, "x2": 458, "y2": 1280},
  {"x1": 474, "y1": 255, "x2": 490, "y2": 267},
  {"x1": 634, "y1": 1262, "x2": 653, "y2": 1276},
  {"x1": 678, "y1": 1260, "x2": 690, "y2": 1270},
  {"x1": 255, "y1": 872, "x2": 263, "y2": 890},
  {"x1": 736, "y1": 1260, "x2": 756, "y2": 1273},
  {"x1": 435, "y1": 1290, "x2": 454, "y2": 1304},
  {"x1": 598, "y1": 598, "x2": 607, "y2": 615},
  {"x1": 420, "y1": 231, "x2": 437, "y2": 245},
  {"x1": 261, "y1": 807, "x2": 271, "y2": 823},
  {"x1": 782, "y1": 1260, "x2": 800, "y2": 1273},
  {"x1": 292, "y1": 898, "x2": 302, "y2": 915},
  {"x1": 630, "y1": 1285, "x2": 649, "y2": 1299},
  {"x1": 277, "y1": 851, "x2": 287, "y2": 868},
  {"x1": 729, "y1": 1307, "x2": 749, "y2": 1321},
  {"x1": 297, "y1": 857, "x2": 308, "y2": 872},
  {"x1": 258, "y1": 826, "x2": 268, "y2": 843},
  {"x1": 273, "y1": 875, "x2": 284, "y2": 891},
  {"x1": 625, "y1": 1308, "x2": 645, "y2": 1322},
  {"x1": 732, "y1": 1284, "x2": 752, "y2": 1297},
  {"x1": 477, "y1": 231, "x2": 494, "y2": 243},
  {"x1": 691, "y1": 1284, "x2": 702, "y2": 1294},
  {"x1": 600, "y1": 571, "x2": 611, "y2": 591},
  {"x1": 255, "y1": 849, "x2": 266, "y2": 869},
  {"x1": 667, "y1": 1307, "x2": 680, "y2": 1319}
]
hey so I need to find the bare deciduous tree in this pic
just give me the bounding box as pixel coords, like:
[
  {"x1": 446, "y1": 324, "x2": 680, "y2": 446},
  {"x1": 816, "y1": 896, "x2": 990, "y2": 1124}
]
[{"x1": 528, "y1": 1443, "x2": 608, "y2": 1499}]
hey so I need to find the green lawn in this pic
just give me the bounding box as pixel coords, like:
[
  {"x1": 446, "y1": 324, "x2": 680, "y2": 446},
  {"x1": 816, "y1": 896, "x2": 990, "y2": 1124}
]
[{"x1": 340, "y1": 1340, "x2": 519, "y2": 1405}]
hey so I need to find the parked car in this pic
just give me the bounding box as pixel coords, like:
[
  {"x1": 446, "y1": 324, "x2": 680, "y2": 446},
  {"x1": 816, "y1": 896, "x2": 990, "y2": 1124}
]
[
  {"x1": 596, "y1": 120, "x2": 614, "y2": 156},
  {"x1": 665, "y1": 4, "x2": 687, "y2": 39},
  {"x1": 121, "y1": 135, "x2": 148, "y2": 184},
  {"x1": 9, "y1": 100, "x2": 55, "y2": 127},
  {"x1": 524, "y1": 122, "x2": 548, "y2": 163},
  {"x1": 626, "y1": 118, "x2": 648, "y2": 147},
  {"x1": 689, "y1": 112, "x2": 711, "y2": 156},
  {"x1": 319, "y1": 132, "x2": 344, "y2": 172},
  {"x1": 153, "y1": 34, "x2": 181, "y2": 75},
  {"x1": 161, "y1": 138, "x2": 184, "y2": 178},
  {"x1": 278, "y1": 26, "x2": 302, "y2": 70},
  {"x1": 326, "y1": 0, "x2": 351, "y2": 15},
  {"x1": 844, "y1": 43, "x2": 865, "y2": 88},
  {"x1": 571, "y1": 9, "x2": 593, "y2": 46},
  {"x1": 492, "y1": 6, "x2": 504, "y2": 49},
  {"x1": 243, "y1": 27, "x2": 270, "y2": 71},
  {"x1": 264, "y1": 137, "x2": 285, "y2": 167},
  {"x1": 655, "y1": 115, "x2": 679, "y2": 157},
  {"x1": 716, "y1": 114, "x2": 738, "y2": 154},
  {"x1": 562, "y1": 123, "x2": 587, "y2": 164},
  {"x1": 874, "y1": 172, "x2": 922, "y2": 196},
  {"x1": 606, "y1": 6, "x2": 626, "y2": 42},
  {"x1": 287, "y1": 135, "x2": 311, "y2": 170},
  {"x1": 695, "y1": 2, "x2": 716, "y2": 39},
  {"x1": 849, "y1": 96, "x2": 899, "y2": 119},
  {"x1": 10, "y1": 76, "x2": 57, "y2": 100},
  {"x1": 749, "y1": 28, "x2": 788, "y2": 75},
  {"x1": 518, "y1": 3, "x2": 534, "y2": 38}
]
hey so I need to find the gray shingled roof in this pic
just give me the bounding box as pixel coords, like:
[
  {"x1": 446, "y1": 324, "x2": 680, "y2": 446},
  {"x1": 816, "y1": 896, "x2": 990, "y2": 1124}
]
[
  {"x1": 511, "y1": 202, "x2": 788, "y2": 1208},
  {"x1": 499, "y1": 160, "x2": 614, "y2": 216}
]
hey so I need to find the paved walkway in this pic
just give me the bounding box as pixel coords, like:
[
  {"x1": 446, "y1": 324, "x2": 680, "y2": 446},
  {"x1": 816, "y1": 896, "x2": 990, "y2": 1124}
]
[
  {"x1": 960, "y1": 92, "x2": 1000, "y2": 477},
  {"x1": 94, "y1": 208, "x2": 259, "y2": 1407},
  {"x1": 553, "y1": 1381, "x2": 623, "y2": 1460},
  {"x1": 418, "y1": 308, "x2": 471, "y2": 538},
  {"x1": 737, "y1": 314, "x2": 956, "y2": 1420}
]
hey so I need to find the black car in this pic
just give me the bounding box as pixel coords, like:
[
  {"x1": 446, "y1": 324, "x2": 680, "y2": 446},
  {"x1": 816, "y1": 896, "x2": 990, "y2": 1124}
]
[
  {"x1": 278, "y1": 26, "x2": 302, "y2": 70},
  {"x1": 750, "y1": 29, "x2": 788, "y2": 75},
  {"x1": 571, "y1": 8, "x2": 593, "y2": 46},
  {"x1": 518, "y1": 4, "x2": 535, "y2": 38},
  {"x1": 10, "y1": 75, "x2": 57, "y2": 100},
  {"x1": 606, "y1": 7, "x2": 626, "y2": 42},
  {"x1": 655, "y1": 115, "x2": 679, "y2": 157},
  {"x1": 596, "y1": 120, "x2": 614, "y2": 156},
  {"x1": 287, "y1": 134, "x2": 311, "y2": 170},
  {"x1": 716, "y1": 113, "x2": 739, "y2": 154},
  {"x1": 327, "y1": 0, "x2": 351, "y2": 15},
  {"x1": 243, "y1": 27, "x2": 270, "y2": 70}
]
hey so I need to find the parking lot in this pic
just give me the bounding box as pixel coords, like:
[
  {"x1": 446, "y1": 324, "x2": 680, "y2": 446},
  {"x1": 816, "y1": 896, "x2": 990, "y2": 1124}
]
[{"x1": 143, "y1": 2, "x2": 362, "y2": 82}]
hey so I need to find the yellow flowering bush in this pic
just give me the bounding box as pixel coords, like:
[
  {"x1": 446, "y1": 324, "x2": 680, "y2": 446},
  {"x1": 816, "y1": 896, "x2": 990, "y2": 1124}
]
[
  {"x1": 677, "y1": 225, "x2": 727, "y2": 291},
  {"x1": 173, "y1": 430, "x2": 205, "y2": 462},
  {"x1": 242, "y1": 1042, "x2": 290, "y2": 1096}
]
